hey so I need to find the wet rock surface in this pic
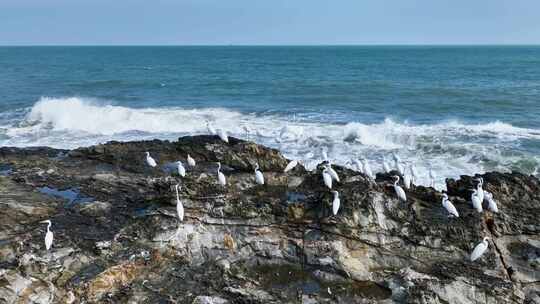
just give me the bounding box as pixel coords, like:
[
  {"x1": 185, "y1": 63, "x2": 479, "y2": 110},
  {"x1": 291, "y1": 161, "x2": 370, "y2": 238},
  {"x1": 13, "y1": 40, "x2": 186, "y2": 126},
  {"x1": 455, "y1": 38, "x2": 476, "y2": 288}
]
[{"x1": 0, "y1": 136, "x2": 538, "y2": 303}]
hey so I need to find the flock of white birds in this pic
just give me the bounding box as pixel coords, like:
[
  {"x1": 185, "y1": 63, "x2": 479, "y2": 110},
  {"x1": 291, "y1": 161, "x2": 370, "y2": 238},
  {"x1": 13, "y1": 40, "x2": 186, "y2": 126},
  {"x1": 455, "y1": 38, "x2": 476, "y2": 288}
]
[{"x1": 41, "y1": 123, "x2": 499, "y2": 265}]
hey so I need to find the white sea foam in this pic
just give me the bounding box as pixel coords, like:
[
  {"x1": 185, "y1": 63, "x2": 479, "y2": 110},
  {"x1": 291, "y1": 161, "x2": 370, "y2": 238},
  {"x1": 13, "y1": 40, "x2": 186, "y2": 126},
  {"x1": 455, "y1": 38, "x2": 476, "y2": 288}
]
[{"x1": 2, "y1": 96, "x2": 540, "y2": 190}]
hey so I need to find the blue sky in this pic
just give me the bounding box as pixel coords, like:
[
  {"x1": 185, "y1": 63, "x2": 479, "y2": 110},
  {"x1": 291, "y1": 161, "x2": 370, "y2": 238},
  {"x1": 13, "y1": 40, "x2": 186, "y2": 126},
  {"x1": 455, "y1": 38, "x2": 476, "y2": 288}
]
[{"x1": 0, "y1": 0, "x2": 539, "y2": 45}]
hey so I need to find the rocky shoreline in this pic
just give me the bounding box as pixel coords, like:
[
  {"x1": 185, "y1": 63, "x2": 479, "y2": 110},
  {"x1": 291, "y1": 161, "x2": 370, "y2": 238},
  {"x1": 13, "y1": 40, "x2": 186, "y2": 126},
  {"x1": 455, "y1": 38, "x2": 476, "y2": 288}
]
[{"x1": 0, "y1": 135, "x2": 538, "y2": 303}]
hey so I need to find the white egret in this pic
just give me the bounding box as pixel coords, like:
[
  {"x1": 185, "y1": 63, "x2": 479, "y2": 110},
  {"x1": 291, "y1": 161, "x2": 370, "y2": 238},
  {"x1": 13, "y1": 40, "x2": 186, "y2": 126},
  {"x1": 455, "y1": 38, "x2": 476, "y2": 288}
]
[
  {"x1": 403, "y1": 173, "x2": 412, "y2": 190},
  {"x1": 187, "y1": 154, "x2": 196, "y2": 167},
  {"x1": 321, "y1": 148, "x2": 328, "y2": 162},
  {"x1": 216, "y1": 162, "x2": 227, "y2": 186},
  {"x1": 429, "y1": 167, "x2": 435, "y2": 188},
  {"x1": 284, "y1": 160, "x2": 298, "y2": 173},
  {"x1": 382, "y1": 156, "x2": 391, "y2": 173},
  {"x1": 361, "y1": 158, "x2": 374, "y2": 180},
  {"x1": 470, "y1": 189, "x2": 483, "y2": 213},
  {"x1": 41, "y1": 220, "x2": 53, "y2": 251},
  {"x1": 206, "y1": 121, "x2": 216, "y2": 135},
  {"x1": 322, "y1": 167, "x2": 333, "y2": 189},
  {"x1": 392, "y1": 176, "x2": 407, "y2": 202},
  {"x1": 352, "y1": 159, "x2": 364, "y2": 174},
  {"x1": 327, "y1": 163, "x2": 340, "y2": 182},
  {"x1": 484, "y1": 191, "x2": 499, "y2": 213},
  {"x1": 474, "y1": 178, "x2": 485, "y2": 203},
  {"x1": 409, "y1": 163, "x2": 418, "y2": 185},
  {"x1": 218, "y1": 129, "x2": 229, "y2": 143},
  {"x1": 442, "y1": 193, "x2": 459, "y2": 217},
  {"x1": 254, "y1": 163, "x2": 265, "y2": 185},
  {"x1": 176, "y1": 161, "x2": 186, "y2": 177},
  {"x1": 331, "y1": 191, "x2": 340, "y2": 215},
  {"x1": 174, "y1": 184, "x2": 184, "y2": 222},
  {"x1": 145, "y1": 152, "x2": 157, "y2": 168},
  {"x1": 470, "y1": 237, "x2": 489, "y2": 262}
]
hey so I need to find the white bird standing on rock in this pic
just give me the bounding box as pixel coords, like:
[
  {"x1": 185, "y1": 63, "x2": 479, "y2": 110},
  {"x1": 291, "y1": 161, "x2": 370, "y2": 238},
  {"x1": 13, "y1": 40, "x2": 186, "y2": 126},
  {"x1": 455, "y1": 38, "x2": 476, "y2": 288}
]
[
  {"x1": 176, "y1": 161, "x2": 186, "y2": 177},
  {"x1": 327, "y1": 163, "x2": 340, "y2": 182},
  {"x1": 206, "y1": 121, "x2": 216, "y2": 135},
  {"x1": 331, "y1": 191, "x2": 340, "y2": 215},
  {"x1": 41, "y1": 220, "x2": 53, "y2": 251},
  {"x1": 484, "y1": 191, "x2": 499, "y2": 213},
  {"x1": 351, "y1": 159, "x2": 364, "y2": 174},
  {"x1": 284, "y1": 160, "x2": 298, "y2": 173},
  {"x1": 216, "y1": 162, "x2": 227, "y2": 186},
  {"x1": 322, "y1": 148, "x2": 328, "y2": 162},
  {"x1": 145, "y1": 152, "x2": 157, "y2": 168},
  {"x1": 174, "y1": 184, "x2": 184, "y2": 222},
  {"x1": 442, "y1": 193, "x2": 459, "y2": 217},
  {"x1": 403, "y1": 173, "x2": 412, "y2": 190},
  {"x1": 409, "y1": 163, "x2": 418, "y2": 185},
  {"x1": 470, "y1": 237, "x2": 490, "y2": 262},
  {"x1": 218, "y1": 129, "x2": 229, "y2": 143},
  {"x1": 322, "y1": 166, "x2": 333, "y2": 189},
  {"x1": 470, "y1": 189, "x2": 483, "y2": 213},
  {"x1": 361, "y1": 158, "x2": 374, "y2": 180},
  {"x1": 392, "y1": 176, "x2": 407, "y2": 202},
  {"x1": 187, "y1": 154, "x2": 196, "y2": 167},
  {"x1": 475, "y1": 178, "x2": 485, "y2": 203},
  {"x1": 382, "y1": 156, "x2": 391, "y2": 173},
  {"x1": 254, "y1": 163, "x2": 265, "y2": 185}
]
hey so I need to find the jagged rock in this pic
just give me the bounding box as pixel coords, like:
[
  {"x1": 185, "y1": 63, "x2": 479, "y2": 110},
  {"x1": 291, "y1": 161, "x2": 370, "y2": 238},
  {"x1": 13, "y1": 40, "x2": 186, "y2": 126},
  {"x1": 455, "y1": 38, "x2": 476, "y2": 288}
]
[{"x1": 0, "y1": 137, "x2": 538, "y2": 303}]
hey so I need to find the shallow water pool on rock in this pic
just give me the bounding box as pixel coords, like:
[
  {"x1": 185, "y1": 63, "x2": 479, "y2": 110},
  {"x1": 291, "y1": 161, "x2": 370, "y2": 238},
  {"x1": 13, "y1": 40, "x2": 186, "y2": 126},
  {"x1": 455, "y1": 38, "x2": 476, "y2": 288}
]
[
  {"x1": 251, "y1": 264, "x2": 392, "y2": 301},
  {"x1": 38, "y1": 186, "x2": 94, "y2": 206},
  {"x1": 0, "y1": 164, "x2": 13, "y2": 176}
]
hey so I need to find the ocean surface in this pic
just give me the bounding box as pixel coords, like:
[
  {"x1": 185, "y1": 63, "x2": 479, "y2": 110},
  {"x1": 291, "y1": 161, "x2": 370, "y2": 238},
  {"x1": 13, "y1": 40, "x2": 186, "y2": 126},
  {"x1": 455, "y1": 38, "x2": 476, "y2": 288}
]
[{"x1": 1, "y1": 46, "x2": 540, "y2": 189}]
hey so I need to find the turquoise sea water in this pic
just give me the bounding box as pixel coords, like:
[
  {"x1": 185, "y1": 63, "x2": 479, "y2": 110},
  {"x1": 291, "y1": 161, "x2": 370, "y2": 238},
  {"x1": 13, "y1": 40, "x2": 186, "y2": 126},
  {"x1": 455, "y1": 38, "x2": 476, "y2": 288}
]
[{"x1": 1, "y1": 46, "x2": 540, "y2": 187}]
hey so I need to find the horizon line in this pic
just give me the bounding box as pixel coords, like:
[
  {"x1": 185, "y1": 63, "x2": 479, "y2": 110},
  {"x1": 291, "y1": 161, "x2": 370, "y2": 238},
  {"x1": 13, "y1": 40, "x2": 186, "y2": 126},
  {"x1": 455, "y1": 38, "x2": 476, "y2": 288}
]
[{"x1": 1, "y1": 43, "x2": 540, "y2": 47}]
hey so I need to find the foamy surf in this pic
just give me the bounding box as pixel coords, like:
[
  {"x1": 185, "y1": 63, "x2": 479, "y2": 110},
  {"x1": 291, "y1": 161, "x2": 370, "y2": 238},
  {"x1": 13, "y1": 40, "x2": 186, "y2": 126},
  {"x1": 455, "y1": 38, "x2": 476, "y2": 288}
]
[{"x1": 2, "y1": 96, "x2": 540, "y2": 190}]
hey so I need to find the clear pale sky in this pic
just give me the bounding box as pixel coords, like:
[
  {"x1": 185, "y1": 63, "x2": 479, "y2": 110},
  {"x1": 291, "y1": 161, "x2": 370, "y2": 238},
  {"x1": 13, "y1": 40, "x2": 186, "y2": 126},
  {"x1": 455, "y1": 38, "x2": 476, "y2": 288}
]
[{"x1": 1, "y1": 0, "x2": 539, "y2": 45}]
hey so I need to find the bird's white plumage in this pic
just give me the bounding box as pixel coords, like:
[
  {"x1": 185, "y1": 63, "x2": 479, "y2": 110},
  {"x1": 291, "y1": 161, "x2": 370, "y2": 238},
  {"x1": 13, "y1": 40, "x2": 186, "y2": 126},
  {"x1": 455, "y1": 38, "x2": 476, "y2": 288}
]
[
  {"x1": 471, "y1": 189, "x2": 483, "y2": 212},
  {"x1": 393, "y1": 176, "x2": 407, "y2": 202},
  {"x1": 42, "y1": 220, "x2": 53, "y2": 251},
  {"x1": 442, "y1": 194, "x2": 459, "y2": 217},
  {"x1": 403, "y1": 174, "x2": 411, "y2": 189},
  {"x1": 382, "y1": 157, "x2": 391, "y2": 173},
  {"x1": 254, "y1": 164, "x2": 265, "y2": 185},
  {"x1": 187, "y1": 154, "x2": 196, "y2": 167},
  {"x1": 361, "y1": 158, "x2": 374, "y2": 179},
  {"x1": 475, "y1": 178, "x2": 485, "y2": 203},
  {"x1": 353, "y1": 159, "x2": 364, "y2": 174},
  {"x1": 331, "y1": 191, "x2": 340, "y2": 215},
  {"x1": 322, "y1": 149, "x2": 328, "y2": 162},
  {"x1": 322, "y1": 168, "x2": 333, "y2": 189},
  {"x1": 145, "y1": 152, "x2": 157, "y2": 168},
  {"x1": 218, "y1": 129, "x2": 229, "y2": 143},
  {"x1": 217, "y1": 162, "x2": 227, "y2": 186},
  {"x1": 470, "y1": 237, "x2": 489, "y2": 262},
  {"x1": 484, "y1": 191, "x2": 499, "y2": 213},
  {"x1": 327, "y1": 164, "x2": 340, "y2": 182},
  {"x1": 284, "y1": 160, "x2": 298, "y2": 173},
  {"x1": 177, "y1": 161, "x2": 186, "y2": 177},
  {"x1": 175, "y1": 184, "x2": 184, "y2": 222}
]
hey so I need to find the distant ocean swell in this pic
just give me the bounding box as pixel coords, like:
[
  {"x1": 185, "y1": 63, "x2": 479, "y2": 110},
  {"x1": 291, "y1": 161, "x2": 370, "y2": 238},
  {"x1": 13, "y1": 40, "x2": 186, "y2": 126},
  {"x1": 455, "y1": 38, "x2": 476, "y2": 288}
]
[{"x1": 1, "y1": 96, "x2": 539, "y2": 189}]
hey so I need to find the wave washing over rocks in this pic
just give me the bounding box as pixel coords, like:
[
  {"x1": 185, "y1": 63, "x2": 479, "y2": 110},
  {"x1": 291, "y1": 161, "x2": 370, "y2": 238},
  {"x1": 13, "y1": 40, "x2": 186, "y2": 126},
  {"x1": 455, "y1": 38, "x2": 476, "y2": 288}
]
[
  {"x1": 2, "y1": 97, "x2": 540, "y2": 195},
  {"x1": 0, "y1": 135, "x2": 539, "y2": 303}
]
